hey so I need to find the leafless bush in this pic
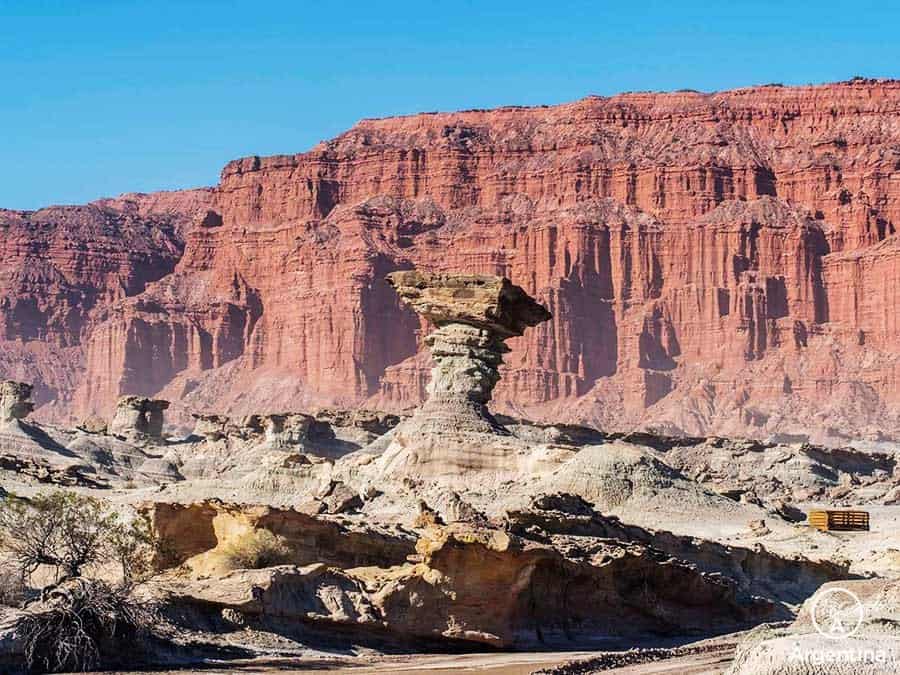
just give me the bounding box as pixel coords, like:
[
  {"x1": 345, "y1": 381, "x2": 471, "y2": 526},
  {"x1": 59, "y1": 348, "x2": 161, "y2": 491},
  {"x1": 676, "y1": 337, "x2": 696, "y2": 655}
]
[
  {"x1": 221, "y1": 529, "x2": 292, "y2": 570},
  {"x1": 18, "y1": 578, "x2": 158, "y2": 673}
]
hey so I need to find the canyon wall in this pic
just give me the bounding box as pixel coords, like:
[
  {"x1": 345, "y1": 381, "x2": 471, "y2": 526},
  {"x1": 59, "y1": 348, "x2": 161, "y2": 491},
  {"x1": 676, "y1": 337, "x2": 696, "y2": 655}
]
[{"x1": 3, "y1": 80, "x2": 900, "y2": 443}]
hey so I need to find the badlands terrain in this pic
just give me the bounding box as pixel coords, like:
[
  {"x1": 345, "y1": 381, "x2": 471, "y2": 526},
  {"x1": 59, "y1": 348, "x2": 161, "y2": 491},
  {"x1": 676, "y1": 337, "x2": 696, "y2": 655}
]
[
  {"x1": 0, "y1": 270, "x2": 898, "y2": 674},
  {"x1": 2, "y1": 80, "x2": 900, "y2": 673}
]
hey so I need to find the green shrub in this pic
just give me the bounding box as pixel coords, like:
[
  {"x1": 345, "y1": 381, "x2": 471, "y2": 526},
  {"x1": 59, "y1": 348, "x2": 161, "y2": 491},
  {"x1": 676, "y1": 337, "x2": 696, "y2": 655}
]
[{"x1": 0, "y1": 491, "x2": 163, "y2": 673}]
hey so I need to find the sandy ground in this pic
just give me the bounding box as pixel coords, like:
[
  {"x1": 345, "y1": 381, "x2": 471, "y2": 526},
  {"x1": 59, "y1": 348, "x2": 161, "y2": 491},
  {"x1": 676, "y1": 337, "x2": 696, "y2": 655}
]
[
  {"x1": 102, "y1": 638, "x2": 738, "y2": 674},
  {"x1": 102, "y1": 654, "x2": 590, "y2": 675}
]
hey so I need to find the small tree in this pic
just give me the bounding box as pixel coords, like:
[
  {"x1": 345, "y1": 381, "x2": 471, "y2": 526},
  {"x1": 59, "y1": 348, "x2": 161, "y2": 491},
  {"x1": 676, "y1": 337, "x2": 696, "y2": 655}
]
[
  {"x1": 0, "y1": 491, "x2": 162, "y2": 673},
  {"x1": 0, "y1": 491, "x2": 156, "y2": 586}
]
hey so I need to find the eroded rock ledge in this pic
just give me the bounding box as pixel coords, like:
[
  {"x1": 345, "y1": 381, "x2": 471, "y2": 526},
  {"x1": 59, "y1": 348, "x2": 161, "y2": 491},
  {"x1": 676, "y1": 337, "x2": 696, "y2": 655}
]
[{"x1": 150, "y1": 494, "x2": 847, "y2": 650}]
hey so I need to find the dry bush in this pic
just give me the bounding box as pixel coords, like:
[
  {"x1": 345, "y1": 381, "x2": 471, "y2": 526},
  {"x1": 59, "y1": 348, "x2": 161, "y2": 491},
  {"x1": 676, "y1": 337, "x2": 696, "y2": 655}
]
[
  {"x1": 18, "y1": 578, "x2": 158, "y2": 673},
  {"x1": 0, "y1": 491, "x2": 156, "y2": 586},
  {"x1": 221, "y1": 529, "x2": 292, "y2": 570},
  {"x1": 0, "y1": 492, "x2": 163, "y2": 673}
]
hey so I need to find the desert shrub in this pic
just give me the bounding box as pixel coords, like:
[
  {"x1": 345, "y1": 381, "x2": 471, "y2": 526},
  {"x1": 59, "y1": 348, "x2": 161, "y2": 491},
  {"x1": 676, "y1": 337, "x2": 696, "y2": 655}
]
[
  {"x1": 18, "y1": 578, "x2": 158, "y2": 674},
  {"x1": 0, "y1": 491, "x2": 156, "y2": 586},
  {"x1": 221, "y1": 529, "x2": 292, "y2": 570},
  {"x1": 0, "y1": 491, "x2": 163, "y2": 673}
]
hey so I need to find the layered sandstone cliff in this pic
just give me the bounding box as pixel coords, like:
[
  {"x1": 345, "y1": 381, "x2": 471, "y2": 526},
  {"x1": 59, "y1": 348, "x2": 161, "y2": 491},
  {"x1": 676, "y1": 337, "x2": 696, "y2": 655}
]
[
  {"x1": 3, "y1": 80, "x2": 900, "y2": 441},
  {"x1": 0, "y1": 189, "x2": 214, "y2": 418}
]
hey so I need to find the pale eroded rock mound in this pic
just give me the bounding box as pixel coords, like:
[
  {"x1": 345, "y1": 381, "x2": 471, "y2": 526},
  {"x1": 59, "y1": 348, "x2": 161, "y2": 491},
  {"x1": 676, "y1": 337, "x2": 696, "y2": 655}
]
[
  {"x1": 0, "y1": 381, "x2": 33, "y2": 425},
  {"x1": 728, "y1": 578, "x2": 900, "y2": 674},
  {"x1": 109, "y1": 396, "x2": 170, "y2": 440}
]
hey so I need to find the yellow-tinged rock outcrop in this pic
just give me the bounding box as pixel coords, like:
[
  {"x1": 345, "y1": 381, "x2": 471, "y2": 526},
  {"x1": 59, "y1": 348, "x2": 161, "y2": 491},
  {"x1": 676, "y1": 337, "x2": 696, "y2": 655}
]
[{"x1": 149, "y1": 499, "x2": 838, "y2": 649}]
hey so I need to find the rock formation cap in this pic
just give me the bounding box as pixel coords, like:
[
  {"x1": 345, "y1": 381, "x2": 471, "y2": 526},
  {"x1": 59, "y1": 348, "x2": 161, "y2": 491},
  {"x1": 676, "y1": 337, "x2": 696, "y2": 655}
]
[
  {"x1": 117, "y1": 395, "x2": 170, "y2": 409},
  {"x1": 386, "y1": 271, "x2": 551, "y2": 338}
]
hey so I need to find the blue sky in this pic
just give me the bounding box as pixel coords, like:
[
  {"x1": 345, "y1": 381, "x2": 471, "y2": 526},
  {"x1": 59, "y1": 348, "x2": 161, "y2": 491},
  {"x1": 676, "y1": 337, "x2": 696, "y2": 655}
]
[{"x1": 2, "y1": 1, "x2": 898, "y2": 209}]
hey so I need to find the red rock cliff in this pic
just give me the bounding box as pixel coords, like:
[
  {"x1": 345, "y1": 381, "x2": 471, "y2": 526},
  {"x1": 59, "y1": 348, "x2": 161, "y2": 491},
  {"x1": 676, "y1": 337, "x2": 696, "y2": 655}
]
[{"x1": 5, "y1": 80, "x2": 900, "y2": 443}]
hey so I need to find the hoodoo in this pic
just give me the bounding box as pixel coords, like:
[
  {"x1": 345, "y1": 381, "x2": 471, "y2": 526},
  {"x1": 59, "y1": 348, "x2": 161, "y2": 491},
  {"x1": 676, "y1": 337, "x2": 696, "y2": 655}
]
[
  {"x1": 387, "y1": 271, "x2": 551, "y2": 434},
  {"x1": 0, "y1": 381, "x2": 34, "y2": 425},
  {"x1": 376, "y1": 272, "x2": 552, "y2": 479},
  {"x1": 109, "y1": 396, "x2": 170, "y2": 440}
]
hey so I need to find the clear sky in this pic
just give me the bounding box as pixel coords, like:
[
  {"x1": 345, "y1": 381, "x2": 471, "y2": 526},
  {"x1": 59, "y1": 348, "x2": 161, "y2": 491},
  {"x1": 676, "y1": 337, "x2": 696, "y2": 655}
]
[{"x1": 2, "y1": 0, "x2": 898, "y2": 209}]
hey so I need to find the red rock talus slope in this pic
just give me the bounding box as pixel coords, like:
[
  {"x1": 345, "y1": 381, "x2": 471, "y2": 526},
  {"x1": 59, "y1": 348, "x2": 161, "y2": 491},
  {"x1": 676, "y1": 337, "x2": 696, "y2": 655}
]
[{"x1": 5, "y1": 80, "x2": 900, "y2": 443}]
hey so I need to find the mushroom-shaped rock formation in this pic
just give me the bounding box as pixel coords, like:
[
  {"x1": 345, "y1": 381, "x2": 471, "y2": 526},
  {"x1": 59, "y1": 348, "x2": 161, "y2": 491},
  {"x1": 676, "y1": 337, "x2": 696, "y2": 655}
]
[
  {"x1": 262, "y1": 413, "x2": 314, "y2": 447},
  {"x1": 109, "y1": 396, "x2": 170, "y2": 440},
  {"x1": 191, "y1": 413, "x2": 233, "y2": 442},
  {"x1": 386, "y1": 271, "x2": 551, "y2": 435},
  {"x1": 0, "y1": 381, "x2": 35, "y2": 425},
  {"x1": 373, "y1": 272, "x2": 552, "y2": 481}
]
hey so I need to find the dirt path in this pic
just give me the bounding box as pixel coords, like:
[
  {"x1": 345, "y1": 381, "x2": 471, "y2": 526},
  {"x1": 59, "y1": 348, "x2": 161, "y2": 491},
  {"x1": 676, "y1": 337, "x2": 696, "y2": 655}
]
[
  {"x1": 104, "y1": 640, "x2": 737, "y2": 674},
  {"x1": 104, "y1": 652, "x2": 597, "y2": 675}
]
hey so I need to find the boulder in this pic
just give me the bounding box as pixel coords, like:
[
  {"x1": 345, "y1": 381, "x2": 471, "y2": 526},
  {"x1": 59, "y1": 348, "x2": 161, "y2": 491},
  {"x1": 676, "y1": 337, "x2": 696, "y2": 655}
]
[
  {"x1": 77, "y1": 415, "x2": 108, "y2": 434},
  {"x1": 385, "y1": 270, "x2": 552, "y2": 339},
  {"x1": 191, "y1": 413, "x2": 232, "y2": 441}
]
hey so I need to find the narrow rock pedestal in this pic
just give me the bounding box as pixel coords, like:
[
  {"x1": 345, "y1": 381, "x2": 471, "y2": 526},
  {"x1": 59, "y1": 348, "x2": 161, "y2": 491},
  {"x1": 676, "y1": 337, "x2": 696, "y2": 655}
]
[
  {"x1": 378, "y1": 271, "x2": 551, "y2": 479},
  {"x1": 417, "y1": 323, "x2": 510, "y2": 434},
  {"x1": 387, "y1": 271, "x2": 551, "y2": 435}
]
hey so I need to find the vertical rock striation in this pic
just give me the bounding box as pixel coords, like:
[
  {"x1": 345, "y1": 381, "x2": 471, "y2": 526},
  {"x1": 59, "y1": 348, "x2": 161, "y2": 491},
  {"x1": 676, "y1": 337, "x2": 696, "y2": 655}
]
[{"x1": 3, "y1": 82, "x2": 900, "y2": 441}]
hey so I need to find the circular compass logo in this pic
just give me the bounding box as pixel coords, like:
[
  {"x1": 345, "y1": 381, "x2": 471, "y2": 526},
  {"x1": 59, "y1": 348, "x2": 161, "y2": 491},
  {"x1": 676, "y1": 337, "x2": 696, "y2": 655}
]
[{"x1": 810, "y1": 587, "x2": 865, "y2": 640}]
